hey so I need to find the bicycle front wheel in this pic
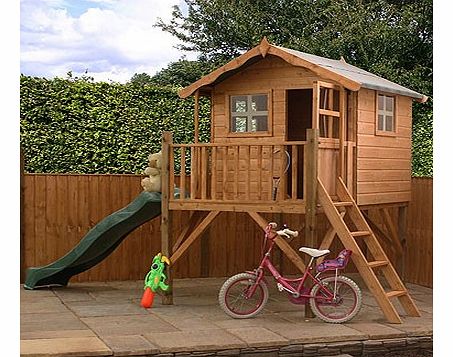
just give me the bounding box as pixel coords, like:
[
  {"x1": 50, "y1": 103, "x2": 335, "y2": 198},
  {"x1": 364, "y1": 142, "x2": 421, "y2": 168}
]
[
  {"x1": 310, "y1": 275, "x2": 362, "y2": 323},
  {"x1": 218, "y1": 272, "x2": 268, "y2": 319}
]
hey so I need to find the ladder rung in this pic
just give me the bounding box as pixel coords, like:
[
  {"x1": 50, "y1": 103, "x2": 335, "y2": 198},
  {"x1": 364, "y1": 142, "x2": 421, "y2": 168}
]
[
  {"x1": 333, "y1": 201, "x2": 353, "y2": 207},
  {"x1": 386, "y1": 290, "x2": 407, "y2": 298},
  {"x1": 368, "y1": 260, "x2": 389, "y2": 268},
  {"x1": 351, "y1": 230, "x2": 371, "y2": 237}
]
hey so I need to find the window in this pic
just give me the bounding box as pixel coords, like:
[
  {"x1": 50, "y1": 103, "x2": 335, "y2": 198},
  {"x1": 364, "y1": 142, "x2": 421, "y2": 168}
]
[
  {"x1": 230, "y1": 94, "x2": 268, "y2": 133},
  {"x1": 377, "y1": 94, "x2": 395, "y2": 133}
]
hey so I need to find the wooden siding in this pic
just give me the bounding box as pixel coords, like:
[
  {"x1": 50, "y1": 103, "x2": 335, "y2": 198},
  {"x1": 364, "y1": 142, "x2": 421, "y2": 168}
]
[
  {"x1": 212, "y1": 55, "x2": 320, "y2": 143},
  {"x1": 356, "y1": 89, "x2": 412, "y2": 205},
  {"x1": 22, "y1": 174, "x2": 432, "y2": 287}
]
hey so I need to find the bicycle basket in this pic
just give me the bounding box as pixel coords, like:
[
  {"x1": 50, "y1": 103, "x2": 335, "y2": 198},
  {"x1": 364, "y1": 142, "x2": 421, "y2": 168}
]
[{"x1": 316, "y1": 249, "x2": 352, "y2": 272}]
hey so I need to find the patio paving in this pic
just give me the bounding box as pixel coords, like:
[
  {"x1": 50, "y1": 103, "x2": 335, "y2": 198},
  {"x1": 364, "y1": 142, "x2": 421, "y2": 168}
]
[{"x1": 20, "y1": 275, "x2": 433, "y2": 356}]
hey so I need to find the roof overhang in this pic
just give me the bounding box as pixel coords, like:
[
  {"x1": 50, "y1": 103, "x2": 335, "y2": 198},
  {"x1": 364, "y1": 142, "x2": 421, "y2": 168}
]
[{"x1": 178, "y1": 37, "x2": 427, "y2": 103}]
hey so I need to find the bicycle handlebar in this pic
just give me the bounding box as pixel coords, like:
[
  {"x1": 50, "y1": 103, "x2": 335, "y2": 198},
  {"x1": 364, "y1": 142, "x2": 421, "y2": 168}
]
[{"x1": 276, "y1": 228, "x2": 299, "y2": 239}]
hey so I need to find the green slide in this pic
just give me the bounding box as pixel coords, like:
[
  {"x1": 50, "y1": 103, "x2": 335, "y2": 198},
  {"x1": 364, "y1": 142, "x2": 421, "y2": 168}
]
[{"x1": 24, "y1": 191, "x2": 162, "y2": 290}]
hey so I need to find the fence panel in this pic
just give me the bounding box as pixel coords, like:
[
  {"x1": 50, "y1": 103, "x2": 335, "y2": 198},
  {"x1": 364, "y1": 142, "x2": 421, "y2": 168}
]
[{"x1": 21, "y1": 174, "x2": 433, "y2": 287}]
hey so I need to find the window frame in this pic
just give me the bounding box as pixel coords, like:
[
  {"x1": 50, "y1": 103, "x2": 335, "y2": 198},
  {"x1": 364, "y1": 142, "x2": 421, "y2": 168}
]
[
  {"x1": 375, "y1": 92, "x2": 397, "y2": 137},
  {"x1": 226, "y1": 90, "x2": 273, "y2": 137}
]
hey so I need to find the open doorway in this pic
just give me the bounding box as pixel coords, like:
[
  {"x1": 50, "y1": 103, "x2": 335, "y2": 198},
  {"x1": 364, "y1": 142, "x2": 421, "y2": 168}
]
[{"x1": 286, "y1": 89, "x2": 313, "y2": 198}]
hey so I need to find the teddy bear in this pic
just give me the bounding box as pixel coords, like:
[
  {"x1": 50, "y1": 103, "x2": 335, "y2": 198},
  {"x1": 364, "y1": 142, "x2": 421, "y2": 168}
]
[{"x1": 141, "y1": 151, "x2": 163, "y2": 193}]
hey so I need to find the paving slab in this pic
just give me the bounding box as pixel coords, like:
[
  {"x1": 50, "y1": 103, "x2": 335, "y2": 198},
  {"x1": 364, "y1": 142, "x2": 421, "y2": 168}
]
[
  {"x1": 21, "y1": 336, "x2": 111, "y2": 357},
  {"x1": 21, "y1": 312, "x2": 89, "y2": 333},
  {"x1": 263, "y1": 320, "x2": 368, "y2": 344},
  {"x1": 100, "y1": 334, "x2": 159, "y2": 356},
  {"x1": 345, "y1": 322, "x2": 407, "y2": 339},
  {"x1": 21, "y1": 329, "x2": 96, "y2": 340},
  {"x1": 143, "y1": 329, "x2": 247, "y2": 353},
  {"x1": 65, "y1": 300, "x2": 147, "y2": 317},
  {"x1": 21, "y1": 296, "x2": 69, "y2": 314},
  {"x1": 226, "y1": 327, "x2": 289, "y2": 348},
  {"x1": 81, "y1": 314, "x2": 179, "y2": 336}
]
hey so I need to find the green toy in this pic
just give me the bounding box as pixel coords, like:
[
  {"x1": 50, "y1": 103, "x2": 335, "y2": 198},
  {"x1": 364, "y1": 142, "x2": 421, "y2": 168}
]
[{"x1": 140, "y1": 253, "x2": 170, "y2": 308}]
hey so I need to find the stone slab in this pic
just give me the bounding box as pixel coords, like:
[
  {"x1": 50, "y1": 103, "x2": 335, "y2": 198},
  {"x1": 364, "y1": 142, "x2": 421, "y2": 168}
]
[
  {"x1": 21, "y1": 336, "x2": 111, "y2": 357},
  {"x1": 81, "y1": 314, "x2": 179, "y2": 337},
  {"x1": 21, "y1": 312, "x2": 88, "y2": 333},
  {"x1": 65, "y1": 300, "x2": 147, "y2": 317},
  {"x1": 226, "y1": 327, "x2": 289, "y2": 348},
  {"x1": 264, "y1": 320, "x2": 368, "y2": 344},
  {"x1": 143, "y1": 329, "x2": 247, "y2": 353},
  {"x1": 100, "y1": 334, "x2": 159, "y2": 356},
  {"x1": 21, "y1": 329, "x2": 96, "y2": 340},
  {"x1": 21, "y1": 297, "x2": 69, "y2": 314},
  {"x1": 345, "y1": 322, "x2": 407, "y2": 339}
]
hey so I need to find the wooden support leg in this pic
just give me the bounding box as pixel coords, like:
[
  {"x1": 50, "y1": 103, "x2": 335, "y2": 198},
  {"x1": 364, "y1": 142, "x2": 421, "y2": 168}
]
[
  {"x1": 170, "y1": 211, "x2": 220, "y2": 265},
  {"x1": 397, "y1": 206, "x2": 408, "y2": 279}
]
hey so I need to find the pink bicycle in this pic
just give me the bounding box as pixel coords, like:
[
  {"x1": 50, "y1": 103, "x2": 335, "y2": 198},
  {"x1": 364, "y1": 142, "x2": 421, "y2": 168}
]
[{"x1": 218, "y1": 222, "x2": 362, "y2": 323}]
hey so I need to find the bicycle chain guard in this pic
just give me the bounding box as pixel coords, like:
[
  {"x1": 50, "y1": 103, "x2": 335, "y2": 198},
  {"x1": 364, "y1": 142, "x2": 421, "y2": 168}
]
[{"x1": 288, "y1": 287, "x2": 310, "y2": 305}]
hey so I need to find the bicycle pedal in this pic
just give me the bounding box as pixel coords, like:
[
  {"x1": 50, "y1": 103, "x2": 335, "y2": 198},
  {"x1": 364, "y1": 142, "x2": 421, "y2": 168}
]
[{"x1": 277, "y1": 283, "x2": 284, "y2": 292}]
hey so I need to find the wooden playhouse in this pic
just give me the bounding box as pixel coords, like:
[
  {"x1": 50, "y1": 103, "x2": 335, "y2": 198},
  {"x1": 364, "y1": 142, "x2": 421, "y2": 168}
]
[{"x1": 159, "y1": 38, "x2": 427, "y2": 323}]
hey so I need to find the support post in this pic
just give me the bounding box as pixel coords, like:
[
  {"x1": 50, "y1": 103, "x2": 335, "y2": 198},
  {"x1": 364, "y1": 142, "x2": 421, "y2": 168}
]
[
  {"x1": 304, "y1": 128, "x2": 319, "y2": 318},
  {"x1": 194, "y1": 90, "x2": 200, "y2": 143},
  {"x1": 397, "y1": 205, "x2": 408, "y2": 278},
  {"x1": 161, "y1": 131, "x2": 173, "y2": 305},
  {"x1": 304, "y1": 129, "x2": 319, "y2": 249}
]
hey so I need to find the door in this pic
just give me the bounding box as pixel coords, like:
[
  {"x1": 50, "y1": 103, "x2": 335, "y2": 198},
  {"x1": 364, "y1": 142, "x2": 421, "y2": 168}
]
[{"x1": 286, "y1": 89, "x2": 313, "y2": 198}]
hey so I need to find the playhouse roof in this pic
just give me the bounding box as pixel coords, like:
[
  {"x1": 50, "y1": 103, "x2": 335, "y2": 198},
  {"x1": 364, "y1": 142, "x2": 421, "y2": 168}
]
[{"x1": 179, "y1": 38, "x2": 427, "y2": 103}]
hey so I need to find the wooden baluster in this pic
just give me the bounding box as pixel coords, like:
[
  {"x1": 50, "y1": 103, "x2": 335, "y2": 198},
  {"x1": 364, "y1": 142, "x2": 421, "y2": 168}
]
[
  {"x1": 278, "y1": 145, "x2": 286, "y2": 200},
  {"x1": 291, "y1": 144, "x2": 298, "y2": 199},
  {"x1": 257, "y1": 145, "x2": 262, "y2": 200},
  {"x1": 211, "y1": 146, "x2": 217, "y2": 200},
  {"x1": 234, "y1": 146, "x2": 239, "y2": 199},
  {"x1": 270, "y1": 145, "x2": 275, "y2": 200},
  {"x1": 222, "y1": 147, "x2": 228, "y2": 200},
  {"x1": 190, "y1": 147, "x2": 196, "y2": 199},
  {"x1": 169, "y1": 146, "x2": 175, "y2": 199},
  {"x1": 180, "y1": 147, "x2": 186, "y2": 200},
  {"x1": 245, "y1": 145, "x2": 250, "y2": 200},
  {"x1": 201, "y1": 146, "x2": 207, "y2": 200}
]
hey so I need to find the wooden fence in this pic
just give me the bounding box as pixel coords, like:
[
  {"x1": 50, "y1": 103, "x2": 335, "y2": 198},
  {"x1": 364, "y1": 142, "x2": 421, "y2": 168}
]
[{"x1": 21, "y1": 174, "x2": 433, "y2": 287}]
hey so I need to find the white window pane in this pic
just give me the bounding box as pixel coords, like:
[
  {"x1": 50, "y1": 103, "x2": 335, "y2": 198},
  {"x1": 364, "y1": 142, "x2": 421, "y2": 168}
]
[
  {"x1": 231, "y1": 96, "x2": 247, "y2": 113},
  {"x1": 251, "y1": 95, "x2": 267, "y2": 112},
  {"x1": 385, "y1": 115, "x2": 394, "y2": 132},
  {"x1": 251, "y1": 115, "x2": 268, "y2": 132},
  {"x1": 378, "y1": 95, "x2": 384, "y2": 111},
  {"x1": 378, "y1": 114, "x2": 384, "y2": 131},
  {"x1": 385, "y1": 96, "x2": 394, "y2": 113},
  {"x1": 232, "y1": 116, "x2": 247, "y2": 132}
]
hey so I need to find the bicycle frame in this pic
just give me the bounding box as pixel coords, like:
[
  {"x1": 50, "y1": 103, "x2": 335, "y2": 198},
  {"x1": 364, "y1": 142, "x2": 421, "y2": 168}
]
[{"x1": 246, "y1": 231, "x2": 335, "y2": 302}]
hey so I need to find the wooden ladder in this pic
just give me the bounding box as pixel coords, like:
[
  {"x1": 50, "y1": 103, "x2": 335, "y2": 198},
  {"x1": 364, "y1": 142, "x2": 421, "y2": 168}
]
[{"x1": 317, "y1": 177, "x2": 421, "y2": 323}]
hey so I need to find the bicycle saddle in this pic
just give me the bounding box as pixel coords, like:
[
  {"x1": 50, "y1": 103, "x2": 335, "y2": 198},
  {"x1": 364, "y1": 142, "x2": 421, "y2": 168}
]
[{"x1": 299, "y1": 247, "x2": 330, "y2": 258}]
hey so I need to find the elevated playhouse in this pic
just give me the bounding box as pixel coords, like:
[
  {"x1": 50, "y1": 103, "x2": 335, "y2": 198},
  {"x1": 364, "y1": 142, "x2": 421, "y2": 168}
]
[
  {"x1": 25, "y1": 38, "x2": 427, "y2": 324},
  {"x1": 160, "y1": 38, "x2": 427, "y2": 324}
]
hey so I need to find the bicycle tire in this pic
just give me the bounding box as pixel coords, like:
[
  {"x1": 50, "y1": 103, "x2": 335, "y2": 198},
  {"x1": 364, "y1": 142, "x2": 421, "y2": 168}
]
[
  {"x1": 218, "y1": 272, "x2": 268, "y2": 319},
  {"x1": 309, "y1": 275, "x2": 362, "y2": 323}
]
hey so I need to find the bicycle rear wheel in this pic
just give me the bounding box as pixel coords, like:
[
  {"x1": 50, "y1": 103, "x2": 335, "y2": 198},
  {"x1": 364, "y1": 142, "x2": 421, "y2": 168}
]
[
  {"x1": 309, "y1": 275, "x2": 362, "y2": 323},
  {"x1": 218, "y1": 272, "x2": 268, "y2": 319}
]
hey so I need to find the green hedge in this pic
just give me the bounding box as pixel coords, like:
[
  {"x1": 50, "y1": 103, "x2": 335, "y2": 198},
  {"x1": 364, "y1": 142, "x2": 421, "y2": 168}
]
[
  {"x1": 20, "y1": 75, "x2": 210, "y2": 174},
  {"x1": 20, "y1": 74, "x2": 432, "y2": 176}
]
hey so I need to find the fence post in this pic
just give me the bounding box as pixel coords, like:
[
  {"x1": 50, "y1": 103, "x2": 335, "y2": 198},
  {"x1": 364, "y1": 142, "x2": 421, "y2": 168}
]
[{"x1": 161, "y1": 131, "x2": 173, "y2": 305}]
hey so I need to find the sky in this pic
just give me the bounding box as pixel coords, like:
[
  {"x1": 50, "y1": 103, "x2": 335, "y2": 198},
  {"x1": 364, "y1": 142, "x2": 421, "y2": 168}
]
[{"x1": 20, "y1": 0, "x2": 197, "y2": 83}]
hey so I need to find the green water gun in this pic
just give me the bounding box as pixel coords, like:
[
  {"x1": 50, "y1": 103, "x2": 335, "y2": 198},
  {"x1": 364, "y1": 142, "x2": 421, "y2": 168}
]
[{"x1": 140, "y1": 253, "x2": 171, "y2": 308}]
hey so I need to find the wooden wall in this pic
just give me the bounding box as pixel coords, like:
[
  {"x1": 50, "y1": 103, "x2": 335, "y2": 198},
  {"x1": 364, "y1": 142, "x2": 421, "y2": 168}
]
[
  {"x1": 212, "y1": 55, "x2": 319, "y2": 142},
  {"x1": 356, "y1": 89, "x2": 412, "y2": 205},
  {"x1": 21, "y1": 174, "x2": 432, "y2": 287}
]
